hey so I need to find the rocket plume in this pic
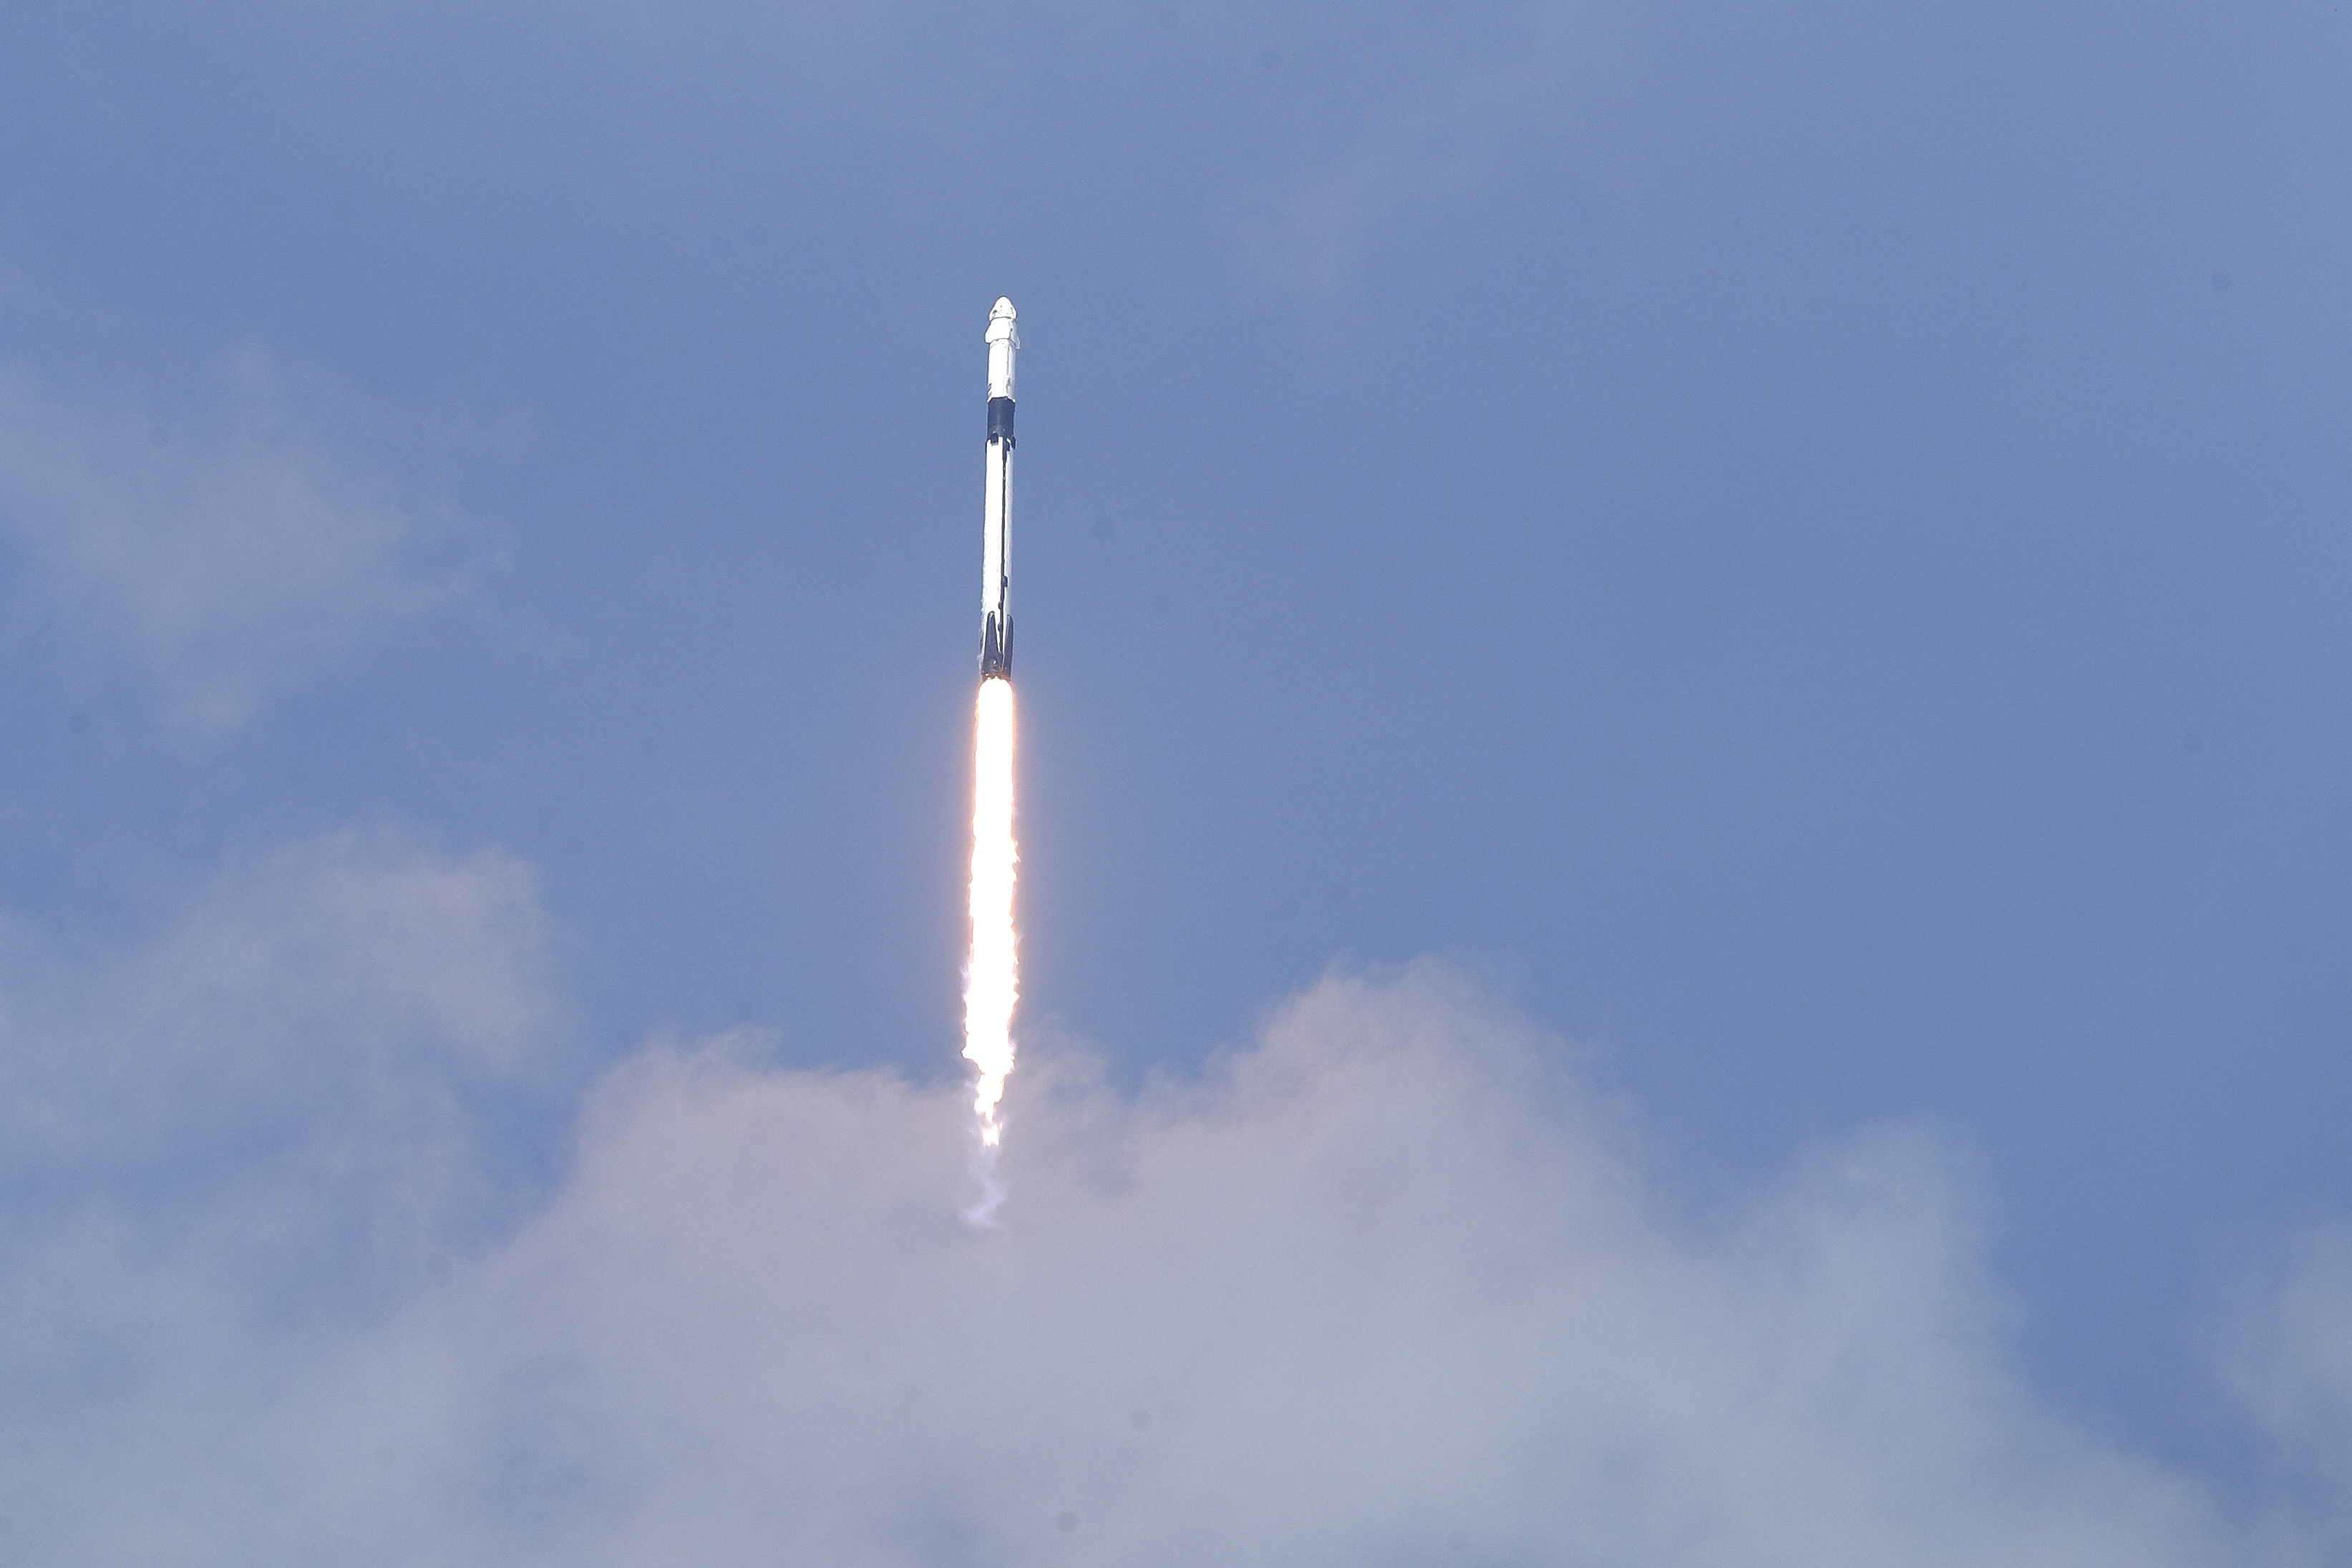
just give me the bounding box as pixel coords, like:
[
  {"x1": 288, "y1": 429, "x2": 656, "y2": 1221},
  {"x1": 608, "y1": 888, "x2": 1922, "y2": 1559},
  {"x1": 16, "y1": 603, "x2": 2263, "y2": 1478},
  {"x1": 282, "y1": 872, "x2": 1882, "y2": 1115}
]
[{"x1": 963, "y1": 676, "x2": 1019, "y2": 1149}]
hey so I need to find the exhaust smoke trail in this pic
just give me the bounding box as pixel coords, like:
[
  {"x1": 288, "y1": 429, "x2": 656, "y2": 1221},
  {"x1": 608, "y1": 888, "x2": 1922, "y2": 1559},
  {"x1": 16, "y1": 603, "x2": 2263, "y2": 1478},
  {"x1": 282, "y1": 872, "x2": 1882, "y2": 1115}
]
[{"x1": 963, "y1": 676, "x2": 1018, "y2": 1154}]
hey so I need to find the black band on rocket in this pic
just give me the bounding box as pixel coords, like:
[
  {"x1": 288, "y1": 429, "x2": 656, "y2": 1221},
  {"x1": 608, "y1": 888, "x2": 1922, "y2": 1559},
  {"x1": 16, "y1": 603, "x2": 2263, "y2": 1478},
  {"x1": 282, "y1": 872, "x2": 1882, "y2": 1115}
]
[{"x1": 987, "y1": 396, "x2": 1015, "y2": 447}]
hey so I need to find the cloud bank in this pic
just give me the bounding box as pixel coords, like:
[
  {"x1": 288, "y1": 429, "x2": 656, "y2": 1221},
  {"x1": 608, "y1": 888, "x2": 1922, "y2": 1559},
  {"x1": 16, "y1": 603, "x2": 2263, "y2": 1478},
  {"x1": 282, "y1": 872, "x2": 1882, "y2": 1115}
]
[{"x1": 0, "y1": 842, "x2": 2336, "y2": 1564}]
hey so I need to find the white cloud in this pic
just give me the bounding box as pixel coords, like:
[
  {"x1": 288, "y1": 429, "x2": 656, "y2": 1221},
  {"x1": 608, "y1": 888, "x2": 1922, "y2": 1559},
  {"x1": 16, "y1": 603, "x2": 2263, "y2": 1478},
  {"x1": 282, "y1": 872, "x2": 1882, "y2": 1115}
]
[
  {"x1": 0, "y1": 829, "x2": 565, "y2": 1558},
  {"x1": 368, "y1": 968, "x2": 2224, "y2": 1566},
  {"x1": 0, "y1": 895, "x2": 2292, "y2": 1565},
  {"x1": 0, "y1": 355, "x2": 470, "y2": 731},
  {"x1": 2226, "y1": 1227, "x2": 2352, "y2": 1558}
]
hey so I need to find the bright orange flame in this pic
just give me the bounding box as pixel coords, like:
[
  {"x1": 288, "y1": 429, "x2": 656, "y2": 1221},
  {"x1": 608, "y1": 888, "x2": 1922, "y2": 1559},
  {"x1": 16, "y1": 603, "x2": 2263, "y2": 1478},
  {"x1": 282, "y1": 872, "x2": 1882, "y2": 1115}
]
[{"x1": 963, "y1": 677, "x2": 1019, "y2": 1147}]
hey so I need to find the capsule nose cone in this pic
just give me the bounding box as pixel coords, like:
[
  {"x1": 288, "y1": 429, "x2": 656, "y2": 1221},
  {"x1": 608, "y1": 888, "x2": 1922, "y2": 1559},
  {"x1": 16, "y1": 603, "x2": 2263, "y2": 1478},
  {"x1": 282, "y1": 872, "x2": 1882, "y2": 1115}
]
[{"x1": 985, "y1": 296, "x2": 1019, "y2": 349}]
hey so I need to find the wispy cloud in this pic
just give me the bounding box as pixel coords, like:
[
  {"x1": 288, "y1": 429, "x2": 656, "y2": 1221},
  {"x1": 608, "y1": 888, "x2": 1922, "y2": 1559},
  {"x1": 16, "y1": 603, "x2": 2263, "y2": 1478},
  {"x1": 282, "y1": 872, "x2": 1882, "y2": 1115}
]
[
  {"x1": 0, "y1": 354, "x2": 475, "y2": 731},
  {"x1": 0, "y1": 827, "x2": 561, "y2": 1222},
  {"x1": 1226, "y1": 1, "x2": 1626, "y2": 297},
  {"x1": 2226, "y1": 1227, "x2": 2352, "y2": 1558}
]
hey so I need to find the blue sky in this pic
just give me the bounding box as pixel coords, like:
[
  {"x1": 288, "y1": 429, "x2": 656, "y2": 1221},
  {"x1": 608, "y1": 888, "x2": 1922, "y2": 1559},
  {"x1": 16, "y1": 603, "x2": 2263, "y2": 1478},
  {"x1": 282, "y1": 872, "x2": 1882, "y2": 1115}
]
[{"x1": 0, "y1": 1, "x2": 2347, "y2": 1559}]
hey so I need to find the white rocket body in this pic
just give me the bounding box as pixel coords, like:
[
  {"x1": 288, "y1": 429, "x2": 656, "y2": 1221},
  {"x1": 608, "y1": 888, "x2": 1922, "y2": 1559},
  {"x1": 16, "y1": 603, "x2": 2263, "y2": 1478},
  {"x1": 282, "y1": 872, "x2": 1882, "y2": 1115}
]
[{"x1": 979, "y1": 297, "x2": 1018, "y2": 680}]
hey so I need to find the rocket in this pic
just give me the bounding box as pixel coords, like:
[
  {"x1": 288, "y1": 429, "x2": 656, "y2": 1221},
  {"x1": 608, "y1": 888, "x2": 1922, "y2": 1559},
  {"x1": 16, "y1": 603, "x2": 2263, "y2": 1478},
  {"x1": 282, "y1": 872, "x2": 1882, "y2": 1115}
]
[{"x1": 979, "y1": 296, "x2": 1018, "y2": 681}]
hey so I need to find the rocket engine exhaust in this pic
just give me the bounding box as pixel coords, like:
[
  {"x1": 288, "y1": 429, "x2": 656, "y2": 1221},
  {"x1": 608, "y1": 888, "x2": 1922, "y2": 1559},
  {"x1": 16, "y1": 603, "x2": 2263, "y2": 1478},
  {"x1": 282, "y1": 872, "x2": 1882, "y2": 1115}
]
[
  {"x1": 963, "y1": 298, "x2": 1021, "y2": 1174},
  {"x1": 963, "y1": 676, "x2": 1017, "y2": 1151}
]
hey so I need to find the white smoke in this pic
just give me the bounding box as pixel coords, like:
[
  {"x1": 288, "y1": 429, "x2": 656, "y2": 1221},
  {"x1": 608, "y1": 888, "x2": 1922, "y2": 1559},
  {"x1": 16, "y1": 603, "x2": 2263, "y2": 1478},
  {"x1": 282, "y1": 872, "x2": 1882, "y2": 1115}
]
[{"x1": 0, "y1": 843, "x2": 2333, "y2": 1564}]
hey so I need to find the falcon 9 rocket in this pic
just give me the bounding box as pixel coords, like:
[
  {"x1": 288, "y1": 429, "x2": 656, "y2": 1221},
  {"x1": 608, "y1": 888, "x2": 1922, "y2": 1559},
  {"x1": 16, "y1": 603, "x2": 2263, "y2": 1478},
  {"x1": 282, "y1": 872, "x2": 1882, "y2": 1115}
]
[{"x1": 979, "y1": 297, "x2": 1017, "y2": 680}]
